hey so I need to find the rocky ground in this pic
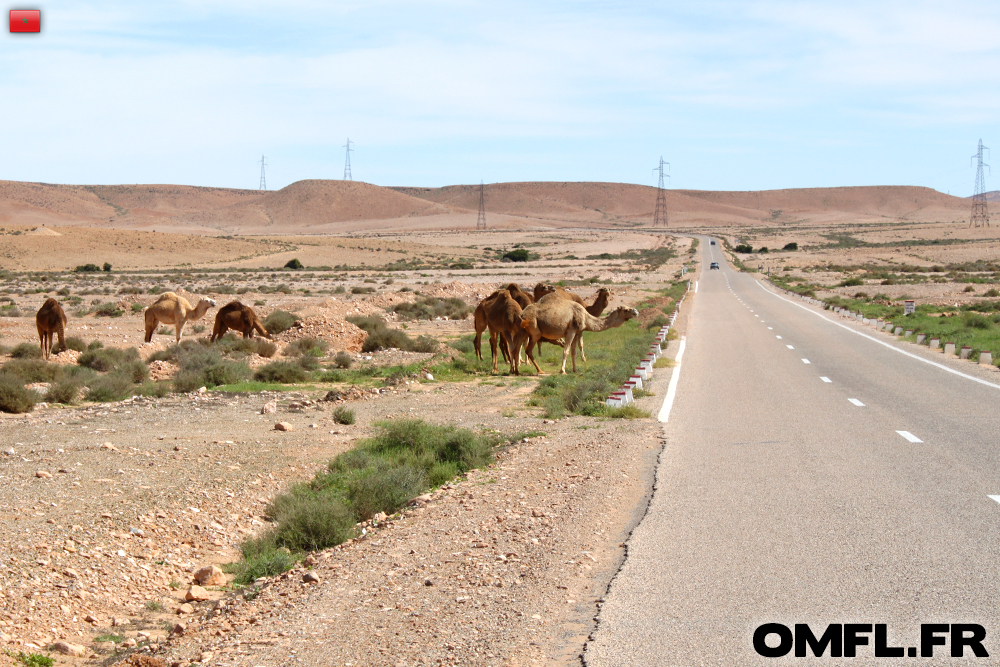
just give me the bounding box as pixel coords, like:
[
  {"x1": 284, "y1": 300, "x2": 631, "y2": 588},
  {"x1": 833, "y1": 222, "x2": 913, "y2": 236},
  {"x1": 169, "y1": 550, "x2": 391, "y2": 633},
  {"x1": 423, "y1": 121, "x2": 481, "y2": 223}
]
[{"x1": 0, "y1": 333, "x2": 680, "y2": 667}]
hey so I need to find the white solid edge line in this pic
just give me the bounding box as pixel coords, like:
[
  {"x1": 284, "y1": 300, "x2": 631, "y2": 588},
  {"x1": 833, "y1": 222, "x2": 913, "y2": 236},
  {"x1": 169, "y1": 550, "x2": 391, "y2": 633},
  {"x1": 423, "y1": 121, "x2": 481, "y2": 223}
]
[
  {"x1": 755, "y1": 280, "x2": 1000, "y2": 391},
  {"x1": 694, "y1": 281, "x2": 698, "y2": 293},
  {"x1": 848, "y1": 398, "x2": 865, "y2": 406},
  {"x1": 658, "y1": 336, "x2": 687, "y2": 423},
  {"x1": 988, "y1": 495, "x2": 1000, "y2": 505},
  {"x1": 896, "y1": 430, "x2": 923, "y2": 443}
]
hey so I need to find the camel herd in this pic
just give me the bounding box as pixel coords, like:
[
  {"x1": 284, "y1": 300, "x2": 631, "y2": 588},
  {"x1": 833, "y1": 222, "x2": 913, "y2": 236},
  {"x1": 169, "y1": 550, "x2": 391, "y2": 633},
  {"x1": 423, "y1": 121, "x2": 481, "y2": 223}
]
[
  {"x1": 29, "y1": 285, "x2": 635, "y2": 376},
  {"x1": 31, "y1": 292, "x2": 271, "y2": 360},
  {"x1": 474, "y1": 283, "x2": 639, "y2": 375}
]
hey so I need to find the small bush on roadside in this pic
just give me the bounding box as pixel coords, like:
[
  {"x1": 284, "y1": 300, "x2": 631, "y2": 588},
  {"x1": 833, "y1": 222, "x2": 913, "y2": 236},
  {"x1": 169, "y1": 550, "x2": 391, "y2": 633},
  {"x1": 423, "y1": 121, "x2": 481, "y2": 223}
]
[
  {"x1": 450, "y1": 337, "x2": 474, "y2": 353},
  {"x1": 333, "y1": 406, "x2": 355, "y2": 425},
  {"x1": 78, "y1": 347, "x2": 141, "y2": 373},
  {"x1": 87, "y1": 340, "x2": 103, "y2": 350},
  {"x1": 839, "y1": 277, "x2": 864, "y2": 287},
  {"x1": 333, "y1": 351, "x2": 353, "y2": 368},
  {"x1": 136, "y1": 381, "x2": 172, "y2": 398},
  {"x1": 225, "y1": 539, "x2": 301, "y2": 585},
  {"x1": 782, "y1": 242, "x2": 798, "y2": 251},
  {"x1": 173, "y1": 370, "x2": 204, "y2": 393},
  {"x1": 263, "y1": 310, "x2": 297, "y2": 335},
  {"x1": 284, "y1": 337, "x2": 328, "y2": 358},
  {"x1": 0, "y1": 374, "x2": 39, "y2": 413},
  {"x1": 351, "y1": 286, "x2": 375, "y2": 295},
  {"x1": 964, "y1": 285, "x2": 976, "y2": 293},
  {"x1": 85, "y1": 373, "x2": 135, "y2": 402},
  {"x1": 254, "y1": 361, "x2": 308, "y2": 384},
  {"x1": 284, "y1": 258, "x2": 304, "y2": 270},
  {"x1": 10, "y1": 343, "x2": 42, "y2": 359},
  {"x1": 75, "y1": 264, "x2": 101, "y2": 273},
  {"x1": 1, "y1": 359, "x2": 61, "y2": 383},
  {"x1": 8, "y1": 652, "x2": 53, "y2": 667},
  {"x1": 734, "y1": 244, "x2": 753, "y2": 253},
  {"x1": 46, "y1": 379, "x2": 84, "y2": 405},
  {"x1": 53, "y1": 337, "x2": 87, "y2": 353},
  {"x1": 985, "y1": 288, "x2": 1000, "y2": 297},
  {"x1": 388, "y1": 296, "x2": 470, "y2": 321},
  {"x1": 93, "y1": 302, "x2": 123, "y2": 317},
  {"x1": 646, "y1": 315, "x2": 668, "y2": 331}
]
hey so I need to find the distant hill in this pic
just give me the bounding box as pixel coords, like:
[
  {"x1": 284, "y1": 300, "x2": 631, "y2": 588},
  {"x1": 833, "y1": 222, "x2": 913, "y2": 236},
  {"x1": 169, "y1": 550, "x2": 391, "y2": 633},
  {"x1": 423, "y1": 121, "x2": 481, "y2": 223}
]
[
  {"x1": 0, "y1": 179, "x2": 973, "y2": 233},
  {"x1": 969, "y1": 190, "x2": 1000, "y2": 202}
]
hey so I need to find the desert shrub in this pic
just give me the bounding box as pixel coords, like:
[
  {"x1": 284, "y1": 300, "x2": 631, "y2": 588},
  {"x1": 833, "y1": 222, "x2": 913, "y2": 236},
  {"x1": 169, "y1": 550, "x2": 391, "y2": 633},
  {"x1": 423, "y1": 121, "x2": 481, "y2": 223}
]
[
  {"x1": 984, "y1": 288, "x2": 1000, "y2": 298},
  {"x1": 130, "y1": 302, "x2": 144, "y2": 313},
  {"x1": 214, "y1": 334, "x2": 277, "y2": 358},
  {"x1": 782, "y1": 242, "x2": 798, "y2": 251},
  {"x1": 0, "y1": 374, "x2": 39, "y2": 413},
  {"x1": 963, "y1": 312, "x2": 992, "y2": 330},
  {"x1": 85, "y1": 373, "x2": 135, "y2": 402},
  {"x1": 758, "y1": 247, "x2": 769, "y2": 253},
  {"x1": 332, "y1": 405, "x2": 355, "y2": 425},
  {"x1": 0, "y1": 305, "x2": 24, "y2": 317},
  {"x1": 93, "y1": 302, "x2": 123, "y2": 317},
  {"x1": 502, "y1": 248, "x2": 530, "y2": 262},
  {"x1": 78, "y1": 347, "x2": 141, "y2": 373},
  {"x1": 333, "y1": 351, "x2": 353, "y2": 368},
  {"x1": 46, "y1": 379, "x2": 84, "y2": 405},
  {"x1": 284, "y1": 258, "x2": 304, "y2": 270},
  {"x1": 646, "y1": 315, "x2": 669, "y2": 331},
  {"x1": 118, "y1": 286, "x2": 143, "y2": 295},
  {"x1": 838, "y1": 277, "x2": 864, "y2": 287},
  {"x1": 734, "y1": 244, "x2": 753, "y2": 253},
  {"x1": 173, "y1": 370, "x2": 204, "y2": 393},
  {"x1": 190, "y1": 324, "x2": 206, "y2": 334},
  {"x1": 75, "y1": 264, "x2": 101, "y2": 273},
  {"x1": 332, "y1": 285, "x2": 345, "y2": 294},
  {"x1": 345, "y1": 314, "x2": 386, "y2": 334},
  {"x1": 964, "y1": 285, "x2": 976, "y2": 293},
  {"x1": 263, "y1": 310, "x2": 297, "y2": 335},
  {"x1": 284, "y1": 337, "x2": 328, "y2": 358},
  {"x1": 351, "y1": 286, "x2": 375, "y2": 295},
  {"x1": 156, "y1": 326, "x2": 173, "y2": 336},
  {"x1": 1, "y1": 359, "x2": 61, "y2": 383},
  {"x1": 450, "y1": 337, "x2": 475, "y2": 353},
  {"x1": 172, "y1": 343, "x2": 250, "y2": 388},
  {"x1": 137, "y1": 381, "x2": 172, "y2": 398},
  {"x1": 10, "y1": 343, "x2": 42, "y2": 359},
  {"x1": 388, "y1": 296, "x2": 470, "y2": 321},
  {"x1": 87, "y1": 340, "x2": 103, "y2": 350},
  {"x1": 118, "y1": 359, "x2": 150, "y2": 384},
  {"x1": 103, "y1": 262, "x2": 112, "y2": 272},
  {"x1": 296, "y1": 354, "x2": 320, "y2": 371},
  {"x1": 201, "y1": 360, "x2": 251, "y2": 387},
  {"x1": 53, "y1": 337, "x2": 87, "y2": 353},
  {"x1": 226, "y1": 539, "x2": 301, "y2": 585},
  {"x1": 253, "y1": 361, "x2": 308, "y2": 384}
]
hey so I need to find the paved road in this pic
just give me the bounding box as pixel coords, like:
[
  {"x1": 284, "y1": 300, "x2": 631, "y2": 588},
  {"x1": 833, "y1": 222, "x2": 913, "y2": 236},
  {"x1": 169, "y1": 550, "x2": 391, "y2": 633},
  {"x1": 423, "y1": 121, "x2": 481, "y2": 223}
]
[{"x1": 585, "y1": 239, "x2": 1000, "y2": 665}]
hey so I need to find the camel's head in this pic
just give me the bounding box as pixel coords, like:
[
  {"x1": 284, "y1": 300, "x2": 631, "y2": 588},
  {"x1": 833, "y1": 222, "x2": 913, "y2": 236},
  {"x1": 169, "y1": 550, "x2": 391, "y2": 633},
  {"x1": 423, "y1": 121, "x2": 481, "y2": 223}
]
[
  {"x1": 615, "y1": 307, "x2": 639, "y2": 321},
  {"x1": 505, "y1": 283, "x2": 522, "y2": 294},
  {"x1": 596, "y1": 287, "x2": 611, "y2": 301},
  {"x1": 533, "y1": 283, "x2": 556, "y2": 300}
]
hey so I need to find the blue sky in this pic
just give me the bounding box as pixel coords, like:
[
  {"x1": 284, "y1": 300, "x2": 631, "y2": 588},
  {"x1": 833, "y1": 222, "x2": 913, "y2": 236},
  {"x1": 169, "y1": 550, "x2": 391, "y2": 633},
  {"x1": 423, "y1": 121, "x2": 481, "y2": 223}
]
[{"x1": 2, "y1": 1, "x2": 998, "y2": 194}]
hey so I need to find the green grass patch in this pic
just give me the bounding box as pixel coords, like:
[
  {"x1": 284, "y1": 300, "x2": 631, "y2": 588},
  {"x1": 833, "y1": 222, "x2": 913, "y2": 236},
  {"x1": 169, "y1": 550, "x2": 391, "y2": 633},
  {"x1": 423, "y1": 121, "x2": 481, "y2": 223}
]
[
  {"x1": 212, "y1": 381, "x2": 292, "y2": 393},
  {"x1": 6, "y1": 651, "x2": 53, "y2": 667},
  {"x1": 227, "y1": 419, "x2": 523, "y2": 584},
  {"x1": 527, "y1": 319, "x2": 654, "y2": 418}
]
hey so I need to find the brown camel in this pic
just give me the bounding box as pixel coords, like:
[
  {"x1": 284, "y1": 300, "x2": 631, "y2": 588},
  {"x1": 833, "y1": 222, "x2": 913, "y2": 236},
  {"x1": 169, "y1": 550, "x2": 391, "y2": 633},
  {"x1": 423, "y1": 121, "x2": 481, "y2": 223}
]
[
  {"x1": 482, "y1": 291, "x2": 528, "y2": 374},
  {"x1": 533, "y1": 282, "x2": 557, "y2": 302},
  {"x1": 519, "y1": 299, "x2": 639, "y2": 374},
  {"x1": 36, "y1": 298, "x2": 66, "y2": 360},
  {"x1": 211, "y1": 301, "x2": 270, "y2": 342},
  {"x1": 542, "y1": 287, "x2": 612, "y2": 362},
  {"x1": 474, "y1": 284, "x2": 533, "y2": 363},
  {"x1": 144, "y1": 292, "x2": 216, "y2": 343}
]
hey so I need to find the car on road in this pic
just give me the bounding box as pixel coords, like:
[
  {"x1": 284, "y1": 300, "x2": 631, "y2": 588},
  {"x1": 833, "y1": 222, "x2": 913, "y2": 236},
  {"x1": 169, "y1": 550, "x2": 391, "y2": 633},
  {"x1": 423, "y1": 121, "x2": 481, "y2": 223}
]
[
  {"x1": 710, "y1": 262, "x2": 720, "y2": 270},
  {"x1": 710, "y1": 240, "x2": 716, "y2": 245}
]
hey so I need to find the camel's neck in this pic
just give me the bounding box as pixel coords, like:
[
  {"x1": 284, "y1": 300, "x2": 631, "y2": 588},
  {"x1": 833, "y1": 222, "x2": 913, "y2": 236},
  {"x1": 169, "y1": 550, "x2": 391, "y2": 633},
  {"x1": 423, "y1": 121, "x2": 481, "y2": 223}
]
[{"x1": 584, "y1": 312, "x2": 621, "y2": 331}]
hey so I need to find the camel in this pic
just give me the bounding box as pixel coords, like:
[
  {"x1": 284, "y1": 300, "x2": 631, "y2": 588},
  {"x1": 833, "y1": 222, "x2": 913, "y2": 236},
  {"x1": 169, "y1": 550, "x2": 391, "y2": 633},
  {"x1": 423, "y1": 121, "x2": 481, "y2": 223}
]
[
  {"x1": 482, "y1": 291, "x2": 528, "y2": 375},
  {"x1": 211, "y1": 301, "x2": 270, "y2": 342},
  {"x1": 36, "y1": 298, "x2": 66, "y2": 360},
  {"x1": 519, "y1": 298, "x2": 639, "y2": 374},
  {"x1": 144, "y1": 292, "x2": 216, "y2": 343},
  {"x1": 533, "y1": 283, "x2": 557, "y2": 302},
  {"x1": 541, "y1": 287, "x2": 612, "y2": 362},
  {"x1": 475, "y1": 283, "x2": 558, "y2": 364}
]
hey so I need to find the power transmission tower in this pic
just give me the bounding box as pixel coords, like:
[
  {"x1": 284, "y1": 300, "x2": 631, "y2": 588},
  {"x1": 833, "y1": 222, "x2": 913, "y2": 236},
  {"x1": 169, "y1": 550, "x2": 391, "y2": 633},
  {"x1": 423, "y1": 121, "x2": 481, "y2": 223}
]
[
  {"x1": 258, "y1": 154, "x2": 267, "y2": 190},
  {"x1": 343, "y1": 138, "x2": 353, "y2": 181},
  {"x1": 476, "y1": 181, "x2": 487, "y2": 230},
  {"x1": 971, "y1": 139, "x2": 990, "y2": 228},
  {"x1": 652, "y1": 156, "x2": 670, "y2": 226}
]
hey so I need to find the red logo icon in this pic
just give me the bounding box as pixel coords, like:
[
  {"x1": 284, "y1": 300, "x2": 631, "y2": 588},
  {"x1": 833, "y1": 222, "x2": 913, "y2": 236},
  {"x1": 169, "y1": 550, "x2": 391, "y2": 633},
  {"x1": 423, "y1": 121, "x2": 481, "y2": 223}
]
[{"x1": 10, "y1": 10, "x2": 41, "y2": 33}]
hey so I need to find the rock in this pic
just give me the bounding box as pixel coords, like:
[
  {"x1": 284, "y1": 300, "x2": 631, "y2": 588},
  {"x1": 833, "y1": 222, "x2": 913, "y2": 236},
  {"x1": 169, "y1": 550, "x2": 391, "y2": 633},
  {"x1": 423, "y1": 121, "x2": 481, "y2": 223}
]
[
  {"x1": 185, "y1": 585, "x2": 209, "y2": 601},
  {"x1": 170, "y1": 622, "x2": 187, "y2": 636},
  {"x1": 302, "y1": 571, "x2": 320, "y2": 584},
  {"x1": 177, "y1": 603, "x2": 195, "y2": 615},
  {"x1": 302, "y1": 555, "x2": 318, "y2": 567},
  {"x1": 423, "y1": 578, "x2": 433, "y2": 586},
  {"x1": 531, "y1": 509, "x2": 545, "y2": 518},
  {"x1": 52, "y1": 641, "x2": 86, "y2": 656},
  {"x1": 64, "y1": 568, "x2": 80, "y2": 578},
  {"x1": 122, "y1": 638, "x2": 138, "y2": 648},
  {"x1": 424, "y1": 373, "x2": 434, "y2": 380},
  {"x1": 260, "y1": 401, "x2": 277, "y2": 414},
  {"x1": 129, "y1": 527, "x2": 145, "y2": 537},
  {"x1": 198, "y1": 651, "x2": 214, "y2": 662},
  {"x1": 274, "y1": 422, "x2": 294, "y2": 432},
  {"x1": 129, "y1": 657, "x2": 167, "y2": 667},
  {"x1": 35, "y1": 470, "x2": 52, "y2": 479},
  {"x1": 84, "y1": 613, "x2": 99, "y2": 623},
  {"x1": 193, "y1": 565, "x2": 226, "y2": 586},
  {"x1": 2, "y1": 448, "x2": 14, "y2": 456}
]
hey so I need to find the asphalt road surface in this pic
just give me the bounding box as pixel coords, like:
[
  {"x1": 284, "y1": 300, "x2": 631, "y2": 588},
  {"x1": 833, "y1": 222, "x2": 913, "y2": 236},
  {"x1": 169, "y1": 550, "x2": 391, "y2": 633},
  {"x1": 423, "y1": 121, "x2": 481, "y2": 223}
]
[{"x1": 585, "y1": 239, "x2": 1000, "y2": 665}]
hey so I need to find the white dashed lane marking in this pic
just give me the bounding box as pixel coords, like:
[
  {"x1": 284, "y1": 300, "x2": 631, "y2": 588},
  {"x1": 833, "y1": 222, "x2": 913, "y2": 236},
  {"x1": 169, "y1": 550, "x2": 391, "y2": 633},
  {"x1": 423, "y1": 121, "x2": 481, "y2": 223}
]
[
  {"x1": 786, "y1": 345, "x2": 794, "y2": 350},
  {"x1": 820, "y1": 377, "x2": 832, "y2": 383},
  {"x1": 776, "y1": 335, "x2": 782, "y2": 339},
  {"x1": 896, "y1": 430, "x2": 923, "y2": 443},
  {"x1": 848, "y1": 398, "x2": 865, "y2": 407},
  {"x1": 801, "y1": 359, "x2": 810, "y2": 364},
  {"x1": 988, "y1": 496, "x2": 1000, "y2": 505}
]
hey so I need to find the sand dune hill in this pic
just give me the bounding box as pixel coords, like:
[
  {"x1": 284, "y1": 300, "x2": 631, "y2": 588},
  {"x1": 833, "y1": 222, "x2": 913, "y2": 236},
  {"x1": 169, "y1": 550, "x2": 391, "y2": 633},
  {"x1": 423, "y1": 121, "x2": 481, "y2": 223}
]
[
  {"x1": 0, "y1": 178, "x2": 974, "y2": 233},
  {"x1": 398, "y1": 182, "x2": 970, "y2": 226}
]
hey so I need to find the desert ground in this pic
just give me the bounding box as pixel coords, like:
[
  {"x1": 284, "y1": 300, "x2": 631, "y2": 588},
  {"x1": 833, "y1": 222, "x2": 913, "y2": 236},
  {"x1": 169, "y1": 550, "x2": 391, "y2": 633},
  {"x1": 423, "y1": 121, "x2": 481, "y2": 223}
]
[{"x1": 1, "y1": 179, "x2": 999, "y2": 666}]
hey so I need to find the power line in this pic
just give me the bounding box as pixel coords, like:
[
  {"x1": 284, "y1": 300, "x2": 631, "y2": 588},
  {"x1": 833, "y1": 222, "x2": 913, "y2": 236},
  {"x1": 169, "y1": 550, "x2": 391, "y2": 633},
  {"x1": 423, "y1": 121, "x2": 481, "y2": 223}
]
[
  {"x1": 971, "y1": 139, "x2": 990, "y2": 227},
  {"x1": 652, "y1": 156, "x2": 670, "y2": 226},
  {"x1": 343, "y1": 138, "x2": 353, "y2": 181},
  {"x1": 476, "y1": 181, "x2": 487, "y2": 230},
  {"x1": 258, "y1": 154, "x2": 267, "y2": 191}
]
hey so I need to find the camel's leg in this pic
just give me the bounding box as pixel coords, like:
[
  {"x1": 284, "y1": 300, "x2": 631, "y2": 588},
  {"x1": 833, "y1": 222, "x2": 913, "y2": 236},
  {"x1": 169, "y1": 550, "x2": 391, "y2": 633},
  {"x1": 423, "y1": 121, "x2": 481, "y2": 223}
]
[
  {"x1": 144, "y1": 316, "x2": 157, "y2": 343},
  {"x1": 37, "y1": 324, "x2": 46, "y2": 360},
  {"x1": 175, "y1": 322, "x2": 184, "y2": 343},
  {"x1": 524, "y1": 337, "x2": 544, "y2": 374},
  {"x1": 474, "y1": 329, "x2": 483, "y2": 361},
  {"x1": 560, "y1": 330, "x2": 579, "y2": 374},
  {"x1": 56, "y1": 324, "x2": 65, "y2": 356},
  {"x1": 578, "y1": 334, "x2": 587, "y2": 363},
  {"x1": 490, "y1": 330, "x2": 500, "y2": 374}
]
